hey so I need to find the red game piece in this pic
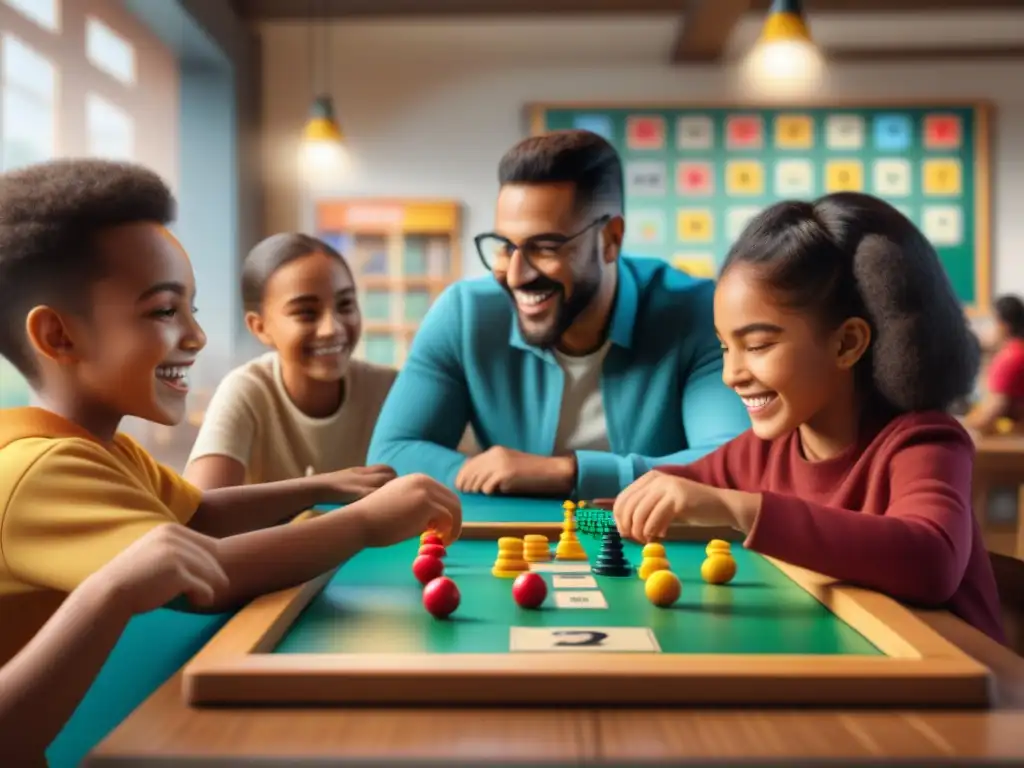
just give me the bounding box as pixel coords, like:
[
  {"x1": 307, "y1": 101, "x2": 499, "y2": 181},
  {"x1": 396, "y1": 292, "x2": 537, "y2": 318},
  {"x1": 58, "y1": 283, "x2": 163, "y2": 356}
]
[
  {"x1": 412, "y1": 554, "x2": 444, "y2": 586},
  {"x1": 419, "y1": 543, "x2": 446, "y2": 559},
  {"x1": 512, "y1": 572, "x2": 547, "y2": 609},
  {"x1": 421, "y1": 533, "x2": 443, "y2": 547},
  {"x1": 423, "y1": 576, "x2": 460, "y2": 618}
]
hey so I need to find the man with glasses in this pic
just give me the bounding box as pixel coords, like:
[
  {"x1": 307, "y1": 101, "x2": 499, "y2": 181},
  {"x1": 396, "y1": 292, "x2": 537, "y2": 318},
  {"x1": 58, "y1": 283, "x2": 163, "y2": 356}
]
[{"x1": 368, "y1": 130, "x2": 749, "y2": 500}]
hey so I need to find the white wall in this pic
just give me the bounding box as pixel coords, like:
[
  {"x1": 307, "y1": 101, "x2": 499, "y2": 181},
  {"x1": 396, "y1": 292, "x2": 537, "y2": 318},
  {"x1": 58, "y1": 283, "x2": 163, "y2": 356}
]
[{"x1": 259, "y1": 21, "x2": 1024, "y2": 302}]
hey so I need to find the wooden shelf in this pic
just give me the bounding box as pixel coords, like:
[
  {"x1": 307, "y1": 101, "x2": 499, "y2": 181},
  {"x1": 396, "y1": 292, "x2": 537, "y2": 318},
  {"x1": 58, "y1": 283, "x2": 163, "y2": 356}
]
[
  {"x1": 359, "y1": 276, "x2": 449, "y2": 291},
  {"x1": 314, "y1": 198, "x2": 462, "y2": 368}
]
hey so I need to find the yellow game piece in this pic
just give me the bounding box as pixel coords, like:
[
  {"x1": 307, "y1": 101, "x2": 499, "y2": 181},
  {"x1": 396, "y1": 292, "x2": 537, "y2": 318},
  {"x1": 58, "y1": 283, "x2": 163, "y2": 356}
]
[
  {"x1": 492, "y1": 537, "x2": 530, "y2": 577},
  {"x1": 555, "y1": 505, "x2": 587, "y2": 561},
  {"x1": 523, "y1": 534, "x2": 551, "y2": 562},
  {"x1": 705, "y1": 540, "x2": 731, "y2": 557},
  {"x1": 577, "y1": 500, "x2": 587, "y2": 509},
  {"x1": 641, "y1": 543, "x2": 667, "y2": 559},
  {"x1": 638, "y1": 556, "x2": 671, "y2": 580},
  {"x1": 645, "y1": 569, "x2": 682, "y2": 607},
  {"x1": 701, "y1": 554, "x2": 737, "y2": 585},
  {"x1": 555, "y1": 535, "x2": 587, "y2": 561}
]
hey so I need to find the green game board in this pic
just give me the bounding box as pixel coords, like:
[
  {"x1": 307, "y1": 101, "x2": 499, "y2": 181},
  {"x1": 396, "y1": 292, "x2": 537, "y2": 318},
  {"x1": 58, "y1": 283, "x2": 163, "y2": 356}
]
[
  {"x1": 531, "y1": 101, "x2": 991, "y2": 312},
  {"x1": 273, "y1": 536, "x2": 880, "y2": 656}
]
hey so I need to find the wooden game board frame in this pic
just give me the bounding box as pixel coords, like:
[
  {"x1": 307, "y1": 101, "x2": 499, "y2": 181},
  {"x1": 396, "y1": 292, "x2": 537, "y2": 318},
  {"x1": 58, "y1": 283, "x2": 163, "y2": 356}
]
[
  {"x1": 182, "y1": 522, "x2": 992, "y2": 708},
  {"x1": 526, "y1": 99, "x2": 993, "y2": 317}
]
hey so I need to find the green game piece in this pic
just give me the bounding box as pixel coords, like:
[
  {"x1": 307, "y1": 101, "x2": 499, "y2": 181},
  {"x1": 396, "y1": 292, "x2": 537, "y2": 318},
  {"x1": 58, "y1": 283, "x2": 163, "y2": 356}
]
[{"x1": 592, "y1": 529, "x2": 632, "y2": 577}]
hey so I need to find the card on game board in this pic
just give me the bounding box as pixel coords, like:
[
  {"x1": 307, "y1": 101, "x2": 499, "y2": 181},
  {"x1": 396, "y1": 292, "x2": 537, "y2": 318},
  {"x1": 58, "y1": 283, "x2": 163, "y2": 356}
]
[
  {"x1": 553, "y1": 574, "x2": 598, "y2": 589},
  {"x1": 554, "y1": 591, "x2": 608, "y2": 609},
  {"x1": 510, "y1": 626, "x2": 660, "y2": 652},
  {"x1": 529, "y1": 563, "x2": 592, "y2": 573}
]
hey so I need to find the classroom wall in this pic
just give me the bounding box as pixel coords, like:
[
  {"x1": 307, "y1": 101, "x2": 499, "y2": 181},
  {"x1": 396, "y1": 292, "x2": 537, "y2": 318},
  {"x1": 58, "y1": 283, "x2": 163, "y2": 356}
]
[
  {"x1": 119, "y1": 0, "x2": 264, "y2": 465},
  {"x1": 258, "y1": 21, "x2": 1024, "y2": 307}
]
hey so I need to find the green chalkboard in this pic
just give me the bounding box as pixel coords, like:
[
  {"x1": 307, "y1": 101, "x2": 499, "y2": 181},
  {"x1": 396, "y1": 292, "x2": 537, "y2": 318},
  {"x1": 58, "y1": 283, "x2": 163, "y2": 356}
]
[{"x1": 530, "y1": 101, "x2": 991, "y2": 314}]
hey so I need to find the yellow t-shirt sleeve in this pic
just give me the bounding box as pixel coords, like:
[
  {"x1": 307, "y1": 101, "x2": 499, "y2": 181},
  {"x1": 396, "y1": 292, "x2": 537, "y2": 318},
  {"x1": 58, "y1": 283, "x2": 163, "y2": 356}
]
[
  {"x1": 112, "y1": 433, "x2": 203, "y2": 523},
  {"x1": 0, "y1": 437, "x2": 202, "y2": 593}
]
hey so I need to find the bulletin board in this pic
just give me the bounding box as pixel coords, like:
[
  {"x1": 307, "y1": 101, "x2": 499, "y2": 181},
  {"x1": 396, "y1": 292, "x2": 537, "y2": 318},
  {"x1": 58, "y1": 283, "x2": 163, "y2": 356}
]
[{"x1": 529, "y1": 101, "x2": 992, "y2": 315}]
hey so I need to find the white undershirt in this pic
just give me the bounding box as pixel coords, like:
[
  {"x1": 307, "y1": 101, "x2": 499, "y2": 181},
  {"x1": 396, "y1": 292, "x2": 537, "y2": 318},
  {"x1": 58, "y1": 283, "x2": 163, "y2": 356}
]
[{"x1": 552, "y1": 341, "x2": 611, "y2": 454}]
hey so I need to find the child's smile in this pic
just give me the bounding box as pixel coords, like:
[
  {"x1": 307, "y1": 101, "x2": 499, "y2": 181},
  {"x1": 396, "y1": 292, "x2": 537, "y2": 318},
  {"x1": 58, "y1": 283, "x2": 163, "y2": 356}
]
[
  {"x1": 155, "y1": 361, "x2": 194, "y2": 394},
  {"x1": 714, "y1": 262, "x2": 866, "y2": 456},
  {"x1": 739, "y1": 392, "x2": 778, "y2": 415}
]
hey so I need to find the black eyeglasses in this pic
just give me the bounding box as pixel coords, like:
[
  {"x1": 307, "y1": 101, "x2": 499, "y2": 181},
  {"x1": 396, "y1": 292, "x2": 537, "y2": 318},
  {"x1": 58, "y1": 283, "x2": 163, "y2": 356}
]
[{"x1": 474, "y1": 215, "x2": 610, "y2": 273}]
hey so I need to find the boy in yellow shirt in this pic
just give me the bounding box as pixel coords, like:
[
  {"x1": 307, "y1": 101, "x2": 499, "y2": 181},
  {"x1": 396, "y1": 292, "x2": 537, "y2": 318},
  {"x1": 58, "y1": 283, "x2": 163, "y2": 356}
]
[{"x1": 0, "y1": 158, "x2": 461, "y2": 735}]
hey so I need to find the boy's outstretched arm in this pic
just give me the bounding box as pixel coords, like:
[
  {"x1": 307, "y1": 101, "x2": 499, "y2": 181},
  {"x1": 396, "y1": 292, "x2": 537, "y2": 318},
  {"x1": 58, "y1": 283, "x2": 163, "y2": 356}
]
[
  {"x1": 0, "y1": 526, "x2": 227, "y2": 763},
  {"x1": 200, "y1": 474, "x2": 461, "y2": 612},
  {"x1": 187, "y1": 464, "x2": 398, "y2": 538}
]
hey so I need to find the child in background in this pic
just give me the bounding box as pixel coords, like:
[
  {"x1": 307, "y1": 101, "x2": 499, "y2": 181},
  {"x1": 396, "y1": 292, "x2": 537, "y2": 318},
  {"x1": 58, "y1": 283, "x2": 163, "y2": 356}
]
[
  {"x1": 611, "y1": 192, "x2": 1005, "y2": 644},
  {"x1": 184, "y1": 233, "x2": 398, "y2": 492},
  {"x1": 0, "y1": 159, "x2": 461, "y2": 684},
  {"x1": 965, "y1": 294, "x2": 1024, "y2": 434},
  {"x1": 0, "y1": 526, "x2": 227, "y2": 764}
]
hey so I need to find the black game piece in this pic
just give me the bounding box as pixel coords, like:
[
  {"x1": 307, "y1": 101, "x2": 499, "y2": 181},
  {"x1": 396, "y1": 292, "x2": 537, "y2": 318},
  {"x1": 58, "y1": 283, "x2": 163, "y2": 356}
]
[{"x1": 593, "y1": 529, "x2": 632, "y2": 577}]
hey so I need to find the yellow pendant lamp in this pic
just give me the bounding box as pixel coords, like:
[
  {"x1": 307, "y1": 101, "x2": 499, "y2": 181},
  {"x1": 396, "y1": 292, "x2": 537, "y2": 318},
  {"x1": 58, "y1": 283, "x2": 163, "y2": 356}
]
[
  {"x1": 744, "y1": 0, "x2": 823, "y2": 92},
  {"x1": 303, "y1": 94, "x2": 343, "y2": 144},
  {"x1": 760, "y1": 0, "x2": 813, "y2": 47}
]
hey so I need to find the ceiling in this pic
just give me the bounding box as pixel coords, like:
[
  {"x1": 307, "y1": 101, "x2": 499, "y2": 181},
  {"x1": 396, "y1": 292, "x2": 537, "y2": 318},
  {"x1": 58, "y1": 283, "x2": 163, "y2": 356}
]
[{"x1": 232, "y1": 0, "x2": 1024, "y2": 63}]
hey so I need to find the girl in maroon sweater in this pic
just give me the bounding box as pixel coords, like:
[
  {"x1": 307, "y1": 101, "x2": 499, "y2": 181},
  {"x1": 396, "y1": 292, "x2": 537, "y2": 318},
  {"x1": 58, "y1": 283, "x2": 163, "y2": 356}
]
[{"x1": 613, "y1": 192, "x2": 1006, "y2": 644}]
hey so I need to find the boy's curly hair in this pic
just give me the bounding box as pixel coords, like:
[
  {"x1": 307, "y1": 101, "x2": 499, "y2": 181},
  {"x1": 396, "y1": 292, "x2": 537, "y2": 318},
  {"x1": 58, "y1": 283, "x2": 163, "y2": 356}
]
[
  {"x1": 0, "y1": 158, "x2": 175, "y2": 381},
  {"x1": 722, "y1": 192, "x2": 980, "y2": 413}
]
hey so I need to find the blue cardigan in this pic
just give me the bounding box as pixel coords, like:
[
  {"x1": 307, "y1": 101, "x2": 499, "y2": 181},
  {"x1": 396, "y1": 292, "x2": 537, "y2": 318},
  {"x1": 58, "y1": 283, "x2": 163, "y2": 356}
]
[{"x1": 367, "y1": 256, "x2": 750, "y2": 499}]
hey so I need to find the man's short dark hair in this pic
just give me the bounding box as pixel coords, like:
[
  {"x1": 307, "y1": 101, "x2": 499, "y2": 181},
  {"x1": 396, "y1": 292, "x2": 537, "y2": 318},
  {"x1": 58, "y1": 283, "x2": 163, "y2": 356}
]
[
  {"x1": 498, "y1": 129, "x2": 623, "y2": 214},
  {"x1": 0, "y1": 158, "x2": 176, "y2": 381}
]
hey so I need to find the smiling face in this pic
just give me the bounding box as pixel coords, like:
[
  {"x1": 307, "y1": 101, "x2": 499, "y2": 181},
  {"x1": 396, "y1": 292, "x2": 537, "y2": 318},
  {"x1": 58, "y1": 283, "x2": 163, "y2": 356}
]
[
  {"x1": 29, "y1": 222, "x2": 207, "y2": 429},
  {"x1": 245, "y1": 250, "x2": 360, "y2": 383},
  {"x1": 490, "y1": 182, "x2": 608, "y2": 349},
  {"x1": 714, "y1": 262, "x2": 870, "y2": 445}
]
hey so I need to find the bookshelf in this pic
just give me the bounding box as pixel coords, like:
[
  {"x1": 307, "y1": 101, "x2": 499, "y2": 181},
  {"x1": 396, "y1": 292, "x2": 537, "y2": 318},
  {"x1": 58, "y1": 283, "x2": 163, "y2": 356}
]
[{"x1": 314, "y1": 199, "x2": 462, "y2": 368}]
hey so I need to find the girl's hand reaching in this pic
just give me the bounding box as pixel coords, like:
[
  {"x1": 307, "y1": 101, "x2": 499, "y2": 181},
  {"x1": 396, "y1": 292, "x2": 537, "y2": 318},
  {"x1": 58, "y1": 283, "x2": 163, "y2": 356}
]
[{"x1": 612, "y1": 471, "x2": 753, "y2": 543}]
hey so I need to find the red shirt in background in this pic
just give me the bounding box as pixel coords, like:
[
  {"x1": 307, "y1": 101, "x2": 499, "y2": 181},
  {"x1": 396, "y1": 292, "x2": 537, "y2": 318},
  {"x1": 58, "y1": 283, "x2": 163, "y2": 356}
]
[
  {"x1": 659, "y1": 410, "x2": 1006, "y2": 644},
  {"x1": 988, "y1": 338, "x2": 1024, "y2": 399}
]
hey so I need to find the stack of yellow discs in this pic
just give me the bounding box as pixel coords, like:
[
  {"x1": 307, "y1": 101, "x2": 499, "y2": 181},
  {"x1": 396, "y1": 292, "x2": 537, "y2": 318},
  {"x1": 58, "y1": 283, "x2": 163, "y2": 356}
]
[
  {"x1": 523, "y1": 534, "x2": 551, "y2": 562},
  {"x1": 701, "y1": 539, "x2": 737, "y2": 584},
  {"x1": 492, "y1": 537, "x2": 530, "y2": 577},
  {"x1": 637, "y1": 542, "x2": 671, "y2": 580}
]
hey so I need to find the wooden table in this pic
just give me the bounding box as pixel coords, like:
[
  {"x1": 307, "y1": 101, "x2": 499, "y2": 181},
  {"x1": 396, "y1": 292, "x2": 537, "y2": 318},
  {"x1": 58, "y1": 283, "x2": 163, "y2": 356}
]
[
  {"x1": 86, "y1": 614, "x2": 1024, "y2": 765},
  {"x1": 88, "y1": 569, "x2": 1024, "y2": 764},
  {"x1": 972, "y1": 434, "x2": 1024, "y2": 559}
]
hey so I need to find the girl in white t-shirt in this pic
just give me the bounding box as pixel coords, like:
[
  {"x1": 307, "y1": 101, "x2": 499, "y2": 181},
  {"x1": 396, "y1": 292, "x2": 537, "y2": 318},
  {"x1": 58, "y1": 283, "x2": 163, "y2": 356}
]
[{"x1": 184, "y1": 233, "x2": 398, "y2": 493}]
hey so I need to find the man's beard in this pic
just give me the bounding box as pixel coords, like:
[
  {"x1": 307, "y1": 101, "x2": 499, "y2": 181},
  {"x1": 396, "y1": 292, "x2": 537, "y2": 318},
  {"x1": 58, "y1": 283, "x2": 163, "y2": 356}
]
[{"x1": 510, "y1": 269, "x2": 601, "y2": 350}]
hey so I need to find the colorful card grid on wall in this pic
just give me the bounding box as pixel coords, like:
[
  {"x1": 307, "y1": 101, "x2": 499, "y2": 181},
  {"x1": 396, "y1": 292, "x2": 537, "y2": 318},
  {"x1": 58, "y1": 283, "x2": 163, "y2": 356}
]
[{"x1": 532, "y1": 104, "x2": 991, "y2": 312}]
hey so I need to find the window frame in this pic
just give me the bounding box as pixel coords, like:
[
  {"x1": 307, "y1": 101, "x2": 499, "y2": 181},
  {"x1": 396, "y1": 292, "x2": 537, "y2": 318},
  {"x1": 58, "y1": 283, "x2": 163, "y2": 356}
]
[{"x1": 0, "y1": 0, "x2": 147, "y2": 161}]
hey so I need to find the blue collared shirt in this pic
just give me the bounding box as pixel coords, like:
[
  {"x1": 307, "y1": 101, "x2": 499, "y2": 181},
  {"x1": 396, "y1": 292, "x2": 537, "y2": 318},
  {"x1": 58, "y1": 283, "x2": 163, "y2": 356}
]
[{"x1": 367, "y1": 255, "x2": 750, "y2": 499}]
